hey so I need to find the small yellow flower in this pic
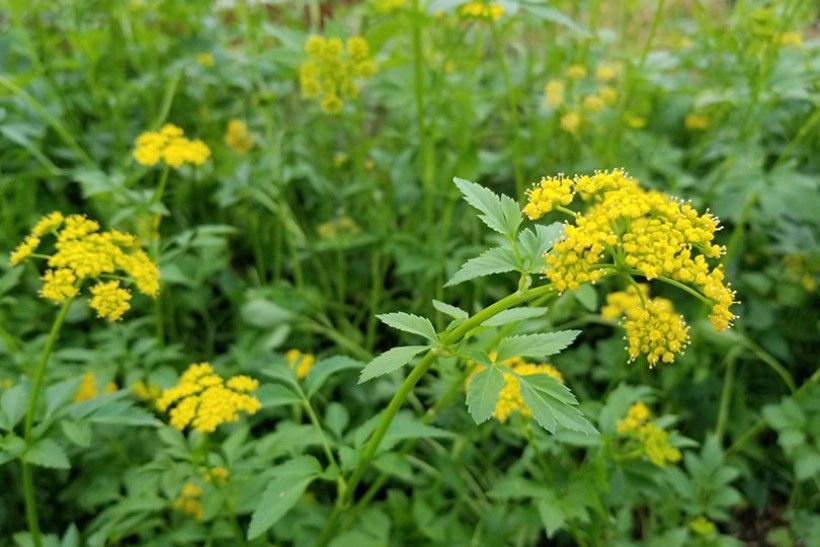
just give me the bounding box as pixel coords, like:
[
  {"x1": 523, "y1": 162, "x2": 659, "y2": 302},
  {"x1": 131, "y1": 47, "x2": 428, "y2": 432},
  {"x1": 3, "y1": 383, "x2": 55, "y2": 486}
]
[
  {"x1": 685, "y1": 113, "x2": 710, "y2": 130},
  {"x1": 543, "y1": 79, "x2": 564, "y2": 108},
  {"x1": 10, "y1": 236, "x2": 41, "y2": 266},
  {"x1": 224, "y1": 119, "x2": 254, "y2": 154},
  {"x1": 778, "y1": 31, "x2": 802, "y2": 47},
  {"x1": 132, "y1": 124, "x2": 211, "y2": 168},
  {"x1": 40, "y1": 268, "x2": 79, "y2": 303},
  {"x1": 285, "y1": 349, "x2": 316, "y2": 379},
  {"x1": 522, "y1": 175, "x2": 574, "y2": 219},
  {"x1": 460, "y1": 1, "x2": 504, "y2": 21},
  {"x1": 595, "y1": 62, "x2": 621, "y2": 81},
  {"x1": 132, "y1": 380, "x2": 162, "y2": 401},
  {"x1": 583, "y1": 94, "x2": 605, "y2": 113},
  {"x1": 74, "y1": 372, "x2": 99, "y2": 402},
  {"x1": 195, "y1": 52, "x2": 215, "y2": 68},
  {"x1": 174, "y1": 482, "x2": 204, "y2": 521},
  {"x1": 89, "y1": 280, "x2": 132, "y2": 321},
  {"x1": 31, "y1": 212, "x2": 65, "y2": 237},
  {"x1": 202, "y1": 466, "x2": 230, "y2": 483},
  {"x1": 560, "y1": 111, "x2": 581, "y2": 134},
  {"x1": 617, "y1": 402, "x2": 681, "y2": 467},
  {"x1": 567, "y1": 65, "x2": 587, "y2": 79},
  {"x1": 300, "y1": 35, "x2": 377, "y2": 115},
  {"x1": 156, "y1": 363, "x2": 261, "y2": 434}
]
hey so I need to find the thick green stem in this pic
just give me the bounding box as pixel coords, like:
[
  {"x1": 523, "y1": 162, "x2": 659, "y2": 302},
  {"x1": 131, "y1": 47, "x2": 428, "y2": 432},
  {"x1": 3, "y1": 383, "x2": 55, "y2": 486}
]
[{"x1": 21, "y1": 298, "x2": 73, "y2": 547}]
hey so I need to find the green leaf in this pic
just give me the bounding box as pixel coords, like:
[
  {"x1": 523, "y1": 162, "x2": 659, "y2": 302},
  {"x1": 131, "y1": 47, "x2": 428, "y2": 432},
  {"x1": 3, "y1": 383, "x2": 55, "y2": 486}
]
[
  {"x1": 537, "y1": 497, "x2": 566, "y2": 537},
  {"x1": 257, "y1": 384, "x2": 302, "y2": 408},
  {"x1": 358, "y1": 346, "x2": 428, "y2": 384},
  {"x1": 519, "y1": 222, "x2": 564, "y2": 273},
  {"x1": 519, "y1": 3, "x2": 590, "y2": 36},
  {"x1": 377, "y1": 312, "x2": 438, "y2": 342},
  {"x1": 496, "y1": 330, "x2": 580, "y2": 361},
  {"x1": 431, "y1": 300, "x2": 468, "y2": 320},
  {"x1": 305, "y1": 356, "x2": 363, "y2": 397},
  {"x1": 445, "y1": 246, "x2": 517, "y2": 287},
  {"x1": 61, "y1": 420, "x2": 92, "y2": 447},
  {"x1": 453, "y1": 177, "x2": 522, "y2": 236},
  {"x1": 45, "y1": 378, "x2": 81, "y2": 420},
  {"x1": 25, "y1": 438, "x2": 70, "y2": 469},
  {"x1": 482, "y1": 307, "x2": 547, "y2": 327},
  {"x1": 466, "y1": 366, "x2": 505, "y2": 424},
  {"x1": 572, "y1": 284, "x2": 598, "y2": 311},
  {"x1": 247, "y1": 456, "x2": 321, "y2": 540},
  {"x1": 1, "y1": 384, "x2": 28, "y2": 431},
  {"x1": 519, "y1": 374, "x2": 597, "y2": 435},
  {"x1": 241, "y1": 299, "x2": 294, "y2": 329}
]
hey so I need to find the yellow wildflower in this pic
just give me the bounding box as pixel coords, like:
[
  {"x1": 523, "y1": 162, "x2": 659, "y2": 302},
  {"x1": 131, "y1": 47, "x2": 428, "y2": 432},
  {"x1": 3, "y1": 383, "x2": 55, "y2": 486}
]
[
  {"x1": 89, "y1": 280, "x2": 132, "y2": 321},
  {"x1": 31, "y1": 211, "x2": 65, "y2": 237},
  {"x1": 685, "y1": 113, "x2": 710, "y2": 130},
  {"x1": 174, "y1": 482, "x2": 204, "y2": 521},
  {"x1": 567, "y1": 65, "x2": 587, "y2": 79},
  {"x1": 467, "y1": 356, "x2": 563, "y2": 423},
  {"x1": 617, "y1": 402, "x2": 681, "y2": 467},
  {"x1": 10, "y1": 236, "x2": 40, "y2": 266},
  {"x1": 523, "y1": 175, "x2": 574, "y2": 219},
  {"x1": 132, "y1": 124, "x2": 211, "y2": 168},
  {"x1": 373, "y1": 0, "x2": 408, "y2": 12},
  {"x1": 40, "y1": 269, "x2": 79, "y2": 303},
  {"x1": 132, "y1": 380, "x2": 162, "y2": 401},
  {"x1": 624, "y1": 113, "x2": 646, "y2": 128},
  {"x1": 202, "y1": 466, "x2": 230, "y2": 483},
  {"x1": 583, "y1": 94, "x2": 605, "y2": 113},
  {"x1": 195, "y1": 52, "x2": 215, "y2": 67},
  {"x1": 156, "y1": 363, "x2": 261, "y2": 434},
  {"x1": 460, "y1": 1, "x2": 504, "y2": 21},
  {"x1": 595, "y1": 62, "x2": 621, "y2": 81},
  {"x1": 74, "y1": 372, "x2": 99, "y2": 402},
  {"x1": 560, "y1": 111, "x2": 581, "y2": 134},
  {"x1": 317, "y1": 216, "x2": 360, "y2": 239},
  {"x1": 224, "y1": 119, "x2": 254, "y2": 154},
  {"x1": 285, "y1": 349, "x2": 316, "y2": 379},
  {"x1": 778, "y1": 31, "x2": 801, "y2": 46},
  {"x1": 599, "y1": 86, "x2": 618, "y2": 105},
  {"x1": 543, "y1": 79, "x2": 564, "y2": 107},
  {"x1": 300, "y1": 35, "x2": 377, "y2": 115}
]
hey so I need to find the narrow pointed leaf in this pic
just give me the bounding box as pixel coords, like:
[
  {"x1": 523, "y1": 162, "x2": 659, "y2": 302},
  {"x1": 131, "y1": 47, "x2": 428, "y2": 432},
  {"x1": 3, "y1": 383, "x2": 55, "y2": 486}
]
[
  {"x1": 359, "y1": 346, "x2": 428, "y2": 383},
  {"x1": 466, "y1": 366, "x2": 505, "y2": 424}
]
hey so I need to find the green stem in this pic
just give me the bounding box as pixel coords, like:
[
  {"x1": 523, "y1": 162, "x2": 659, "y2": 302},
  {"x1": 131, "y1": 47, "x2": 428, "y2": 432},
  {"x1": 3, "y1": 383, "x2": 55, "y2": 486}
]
[
  {"x1": 21, "y1": 298, "x2": 73, "y2": 547},
  {"x1": 314, "y1": 284, "x2": 557, "y2": 545},
  {"x1": 741, "y1": 336, "x2": 796, "y2": 393},
  {"x1": 491, "y1": 22, "x2": 525, "y2": 197},
  {"x1": 715, "y1": 346, "x2": 743, "y2": 443},
  {"x1": 411, "y1": 1, "x2": 435, "y2": 230},
  {"x1": 150, "y1": 164, "x2": 170, "y2": 346}
]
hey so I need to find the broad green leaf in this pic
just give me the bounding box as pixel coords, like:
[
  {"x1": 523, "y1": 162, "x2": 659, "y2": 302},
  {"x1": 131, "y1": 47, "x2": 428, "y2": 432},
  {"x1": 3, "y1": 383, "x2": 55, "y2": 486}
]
[
  {"x1": 247, "y1": 456, "x2": 321, "y2": 540},
  {"x1": 1, "y1": 383, "x2": 28, "y2": 431},
  {"x1": 257, "y1": 384, "x2": 302, "y2": 408},
  {"x1": 496, "y1": 330, "x2": 580, "y2": 361},
  {"x1": 431, "y1": 300, "x2": 468, "y2": 320},
  {"x1": 572, "y1": 284, "x2": 598, "y2": 311},
  {"x1": 377, "y1": 312, "x2": 438, "y2": 342},
  {"x1": 466, "y1": 366, "x2": 505, "y2": 424},
  {"x1": 482, "y1": 307, "x2": 547, "y2": 327},
  {"x1": 453, "y1": 177, "x2": 522, "y2": 236},
  {"x1": 445, "y1": 246, "x2": 517, "y2": 287},
  {"x1": 519, "y1": 374, "x2": 597, "y2": 435},
  {"x1": 358, "y1": 346, "x2": 428, "y2": 384},
  {"x1": 25, "y1": 438, "x2": 70, "y2": 469},
  {"x1": 379, "y1": 411, "x2": 454, "y2": 451},
  {"x1": 241, "y1": 299, "x2": 293, "y2": 328},
  {"x1": 537, "y1": 497, "x2": 566, "y2": 537},
  {"x1": 61, "y1": 420, "x2": 92, "y2": 447},
  {"x1": 305, "y1": 356, "x2": 363, "y2": 397},
  {"x1": 45, "y1": 378, "x2": 82, "y2": 420}
]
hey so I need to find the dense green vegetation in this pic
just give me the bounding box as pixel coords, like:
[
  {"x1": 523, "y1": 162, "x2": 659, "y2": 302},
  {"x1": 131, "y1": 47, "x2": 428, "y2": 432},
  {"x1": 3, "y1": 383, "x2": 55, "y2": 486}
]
[{"x1": 0, "y1": 1, "x2": 818, "y2": 545}]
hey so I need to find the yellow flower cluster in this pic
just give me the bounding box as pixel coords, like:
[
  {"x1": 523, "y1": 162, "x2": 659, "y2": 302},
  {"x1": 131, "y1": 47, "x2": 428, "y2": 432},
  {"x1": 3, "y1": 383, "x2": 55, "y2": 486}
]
[
  {"x1": 224, "y1": 119, "x2": 254, "y2": 154},
  {"x1": 523, "y1": 175, "x2": 574, "y2": 218},
  {"x1": 783, "y1": 254, "x2": 817, "y2": 292},
  {"x1": 617, "y1": 402, "x2": 681, "y2": 467},
  {"x1": 300, "y1": 35, "x2": 376, "y2": 115},
  {"x1": 468, "y1": 356, "x2": 563, "y2": 423},
  {"x1": 132, "y1": 379, "x2": 162, "y2": 402},
  {"x1": 778, "y1": 31, "x2": 802, "y2": 47},
  {"x1": 285, "y1": 349, "x2": 316, "y2": 379},
  {"x1": 202, "y1": 466, "x2": 230, "y2": 484},
  {"x1": 317, "y1": 216, "x2": 360, "y2": 240},
  {"x1": 9, "y1": 212, "x2": 159, "y2": 321},
  {"x1": 602, "y1": 285, "x2": 689, "y2": 366},
  {"x1": 685, "y1": 113, "x2": 710, "y2": 130},
  {"x1": 156, "y1": 363, "x2": 260, "y2": 433},
  {"x1": 132, "y1": 124, "x2": 211, "y2": 168},
  {"x1": 74, "y1": 372, "x2": 117, "y2": 402},
  {"x1": 174, "y1": 482, "x2": 204, "y2": 521},
  {"x1": 372, "y1": 0, "x2": 407, "y2": 11},
  {"x1": 545, "y1": 62, "x2": 620, "y2": 133},
  {"x1": 525, "y1": 169, "x2": 736, "y2": 334},
  {"x1": 459, "y1": 1, "x2": 504, "y2": 21}
]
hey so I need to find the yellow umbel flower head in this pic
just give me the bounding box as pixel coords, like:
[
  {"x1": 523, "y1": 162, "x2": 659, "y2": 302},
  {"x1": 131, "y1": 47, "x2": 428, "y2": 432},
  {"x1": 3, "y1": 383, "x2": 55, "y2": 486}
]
[
  {"x1": 543, "y1": 79, "x2": 565, "y2": 108},
  {"x1": 174, "y1": 482, "x2": 204, "y2": 521},
  {"x1": 523, "y1": 169, "x2": 736, "y2": 357},
  {"x1": 156, "y1": 363, "x2": 260, "y2": 434},
  {"x1": 299, "y1": 35, "x2": 377, "y2": 115},
  {"x1": 617, "y1": 402, "x2": 681, "y2": 467},
  {"x1": 74, "y1": 372, "x2": 117, "y2": 402},
  {"x1": 8, "y1": 212, "x2": 159, "y2": 321},
  {"x1": 285, "y1": 349, "x2": 316, "y2": 379},
  {"x1": 459, "y1": 1, "x2": 504, "y2": 21},
  {"x1": 560, "y1": 111, "x2": 581, "y2": 134},
  {"x1": 466, "y1": 356, "x2": 564, "y2": 423},
  {"x1": 224, "y1": 119, "x2": 254, "y2": 154},
  {"x1": 132, "y1": 124, "x2": 211, "y2": 168},
  {"x1": 567, "y1": 64, "x2": 588, "y2": 79}
]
